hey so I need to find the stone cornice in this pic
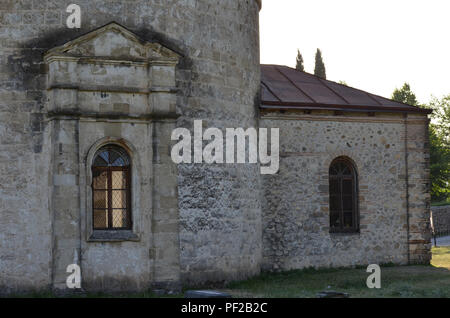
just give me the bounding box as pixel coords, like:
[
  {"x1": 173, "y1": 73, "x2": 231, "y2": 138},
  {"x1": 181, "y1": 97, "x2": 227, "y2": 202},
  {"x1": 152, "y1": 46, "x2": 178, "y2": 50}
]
[{"x1": 260, "y1": 112, "x2": 429, "y2": 125}]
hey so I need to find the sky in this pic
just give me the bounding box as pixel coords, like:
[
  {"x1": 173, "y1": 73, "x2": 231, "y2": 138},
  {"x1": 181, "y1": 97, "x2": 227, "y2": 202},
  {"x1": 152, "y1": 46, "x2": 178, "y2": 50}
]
[{"x1": 259, "y1": 0, "x2": 450, "y2": 104}]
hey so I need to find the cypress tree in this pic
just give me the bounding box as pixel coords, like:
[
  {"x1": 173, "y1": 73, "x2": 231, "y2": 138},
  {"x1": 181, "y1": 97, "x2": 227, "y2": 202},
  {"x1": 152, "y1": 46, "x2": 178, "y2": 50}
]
[
  {"x1": 295, "y1": 49, "x2": 304, "y2": 72},
  {"x1": 314, "y1": 48, "x2": 326, "y2": 79}
]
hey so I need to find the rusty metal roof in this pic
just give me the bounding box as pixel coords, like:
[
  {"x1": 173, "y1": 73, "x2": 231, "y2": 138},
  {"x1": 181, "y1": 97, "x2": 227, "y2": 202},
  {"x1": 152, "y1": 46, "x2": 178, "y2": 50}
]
[{"x1": 261, "y1": 65, "x2": 431, "y2": 114}]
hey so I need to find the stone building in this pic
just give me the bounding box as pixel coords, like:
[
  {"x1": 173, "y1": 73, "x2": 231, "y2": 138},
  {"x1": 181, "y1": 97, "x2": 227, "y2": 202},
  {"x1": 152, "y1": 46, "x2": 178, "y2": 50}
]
[
  {"x1": 0, "y1": 0, "x2": 431, "y2": 294},
  {"x1": 260, "y1": 65, "x2": 432, "y2": 270}
]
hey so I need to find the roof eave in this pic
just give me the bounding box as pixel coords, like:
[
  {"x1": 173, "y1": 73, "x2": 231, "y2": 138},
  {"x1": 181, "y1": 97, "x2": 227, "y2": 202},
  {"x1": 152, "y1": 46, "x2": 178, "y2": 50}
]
[{"x1": 260, "y1": 102, "x2": 433, "y2": 115}]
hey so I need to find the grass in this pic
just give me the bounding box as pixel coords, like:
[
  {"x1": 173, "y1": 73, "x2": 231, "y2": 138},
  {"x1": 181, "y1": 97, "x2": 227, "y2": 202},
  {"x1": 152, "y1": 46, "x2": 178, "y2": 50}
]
[
  {"x1": 221, "y1": 247, "x2": 450, "y2": 298},
  {"x1": 5, "y1": 290, "x2": 182, "y2": 298},
  {"x1": 432, "y1": 199, "x2": 450, "y2": 207},
  {"x1": 431, "y1": 246, "x2": 450, "y2": 269},
  {"x1": 4, "y1": 247, "x2": 450, "y2": 298}
]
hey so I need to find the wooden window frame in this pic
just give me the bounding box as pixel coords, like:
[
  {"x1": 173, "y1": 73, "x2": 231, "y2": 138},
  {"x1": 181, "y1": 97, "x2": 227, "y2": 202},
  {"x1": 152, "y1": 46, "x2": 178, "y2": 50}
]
[
  {"x1": 92, "y1": 148, "x2": 132, "y2": 231},
  {"x1": 329, "y1": 158, "x2": 359, "y2": 234}
]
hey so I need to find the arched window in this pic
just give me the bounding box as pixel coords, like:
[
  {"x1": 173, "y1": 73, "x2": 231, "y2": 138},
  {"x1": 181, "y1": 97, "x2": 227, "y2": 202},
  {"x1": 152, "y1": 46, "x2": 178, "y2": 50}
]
[
  {"x1": 329, "y1": 157, "x2": 359, "y2": 233},
  {"x1": 92, "y1": 145, "x2": 131, "y2": 230}
]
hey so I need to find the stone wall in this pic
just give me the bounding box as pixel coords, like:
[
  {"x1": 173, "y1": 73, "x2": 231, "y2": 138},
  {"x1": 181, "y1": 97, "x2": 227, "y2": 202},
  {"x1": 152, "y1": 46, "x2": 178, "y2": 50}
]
[
  {"x1": 0, "y1": 0, "x2": 261, "y2": 293},
  {"x1": 431, "y1": 206, "x2": 450, "y2": 234},
  {"x1": 260, "y1": 110, "x2": 431, "y2": 271},
  {"x1": 405, "y1": 114, "x2": 432, "y2": 263},
  {"x1": 171, "y1": 1, "x2": 263, "y2": 285}
]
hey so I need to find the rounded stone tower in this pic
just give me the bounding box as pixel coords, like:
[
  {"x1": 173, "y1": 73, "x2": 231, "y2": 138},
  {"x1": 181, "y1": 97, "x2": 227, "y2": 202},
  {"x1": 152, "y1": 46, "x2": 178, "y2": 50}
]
[
  {"x1": 0, "y1": 0, "x2": 262, "y2": 293},
  {"x1": 172, "y1": 1, "x2": 263, "y2": 285}
]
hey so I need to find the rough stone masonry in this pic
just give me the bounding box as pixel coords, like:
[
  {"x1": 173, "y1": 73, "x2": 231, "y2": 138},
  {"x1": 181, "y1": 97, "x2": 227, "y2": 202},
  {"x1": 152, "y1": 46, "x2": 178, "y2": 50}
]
[
  {"x1": 0, "y1": 0, "x2": 431, "y2": 294},
  {"x1": 431, "y1": 206, "x2": 450, "y2": 235}
]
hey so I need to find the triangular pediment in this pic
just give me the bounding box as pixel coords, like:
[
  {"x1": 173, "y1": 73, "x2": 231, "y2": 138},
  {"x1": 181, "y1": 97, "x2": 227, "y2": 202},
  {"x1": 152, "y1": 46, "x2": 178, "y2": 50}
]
[{"x1": 45, "y1": 22, "x2": 180, "y2": 63}]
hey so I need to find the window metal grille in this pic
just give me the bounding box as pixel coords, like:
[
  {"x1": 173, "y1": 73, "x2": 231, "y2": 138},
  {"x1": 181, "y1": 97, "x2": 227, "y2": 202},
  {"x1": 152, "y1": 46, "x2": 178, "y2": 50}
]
[
  {"x1": 329, "y1": 158, "x2": 359, "y2": 233},
  {"x1": 92, "y1": 145, "x2": 131, "y2": 230}
]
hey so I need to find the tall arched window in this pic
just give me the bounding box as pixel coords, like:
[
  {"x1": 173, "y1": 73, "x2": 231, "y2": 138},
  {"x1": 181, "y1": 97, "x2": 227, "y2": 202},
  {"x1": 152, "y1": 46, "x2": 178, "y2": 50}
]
[
  {"x1": 92, "y1": 145, "x2": 131, "y2": 230},
  {"x1": 329, "y1": 157, "x2": 359, "y2": 233}
]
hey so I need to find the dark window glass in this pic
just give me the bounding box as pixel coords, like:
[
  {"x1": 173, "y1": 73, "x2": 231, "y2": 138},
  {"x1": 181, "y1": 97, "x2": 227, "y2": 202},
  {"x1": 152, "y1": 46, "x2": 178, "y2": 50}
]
[
  {"x1": 92, "y1": 145, "x2": 131, "y2": 230},
  {"x1": 329, "y1": 158, "x2": 359, "y2": 233}
]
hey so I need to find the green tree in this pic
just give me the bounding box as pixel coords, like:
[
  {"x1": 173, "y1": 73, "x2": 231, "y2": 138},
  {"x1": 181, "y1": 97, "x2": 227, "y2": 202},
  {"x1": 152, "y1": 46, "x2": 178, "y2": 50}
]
[
  {"x1": 429, "y1": 125, "x2": 450, "y2": 202},
  {"x1": 295, "y1": 49, "x2": 304, "y2": 72},
  {"x1": 314, "y1": 49, "x2": 326, "y2": 79},
  {"x1": 391, "y1": 83, "x2": 418, "y2": 106},
  {"x1": 426, "y1": 94, "x2": 450, "y2": 202},
  {"x1": 392, "y1": 85, "x2": 450, "y2": 203},
  {"x1": 429, "y1": 95, "x2": 450, "y2": 143}
]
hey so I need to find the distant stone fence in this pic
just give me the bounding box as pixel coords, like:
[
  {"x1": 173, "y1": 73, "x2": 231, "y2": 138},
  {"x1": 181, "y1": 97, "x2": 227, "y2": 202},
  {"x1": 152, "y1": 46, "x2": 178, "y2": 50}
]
[{"x1": 431, "y1": 206, "x2": 450, "y2": 236}]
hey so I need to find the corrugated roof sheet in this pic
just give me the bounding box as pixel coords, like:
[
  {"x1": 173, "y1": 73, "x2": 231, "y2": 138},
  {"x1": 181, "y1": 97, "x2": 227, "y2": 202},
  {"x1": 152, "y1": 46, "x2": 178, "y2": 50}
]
[{"x1": 261, "y1": 65, "x2": 431, "y2": 114}]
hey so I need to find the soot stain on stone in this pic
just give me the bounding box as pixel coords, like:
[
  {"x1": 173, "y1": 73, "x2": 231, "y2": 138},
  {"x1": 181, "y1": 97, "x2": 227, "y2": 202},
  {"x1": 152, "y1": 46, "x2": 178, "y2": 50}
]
[
  {"x1": 133, "y1": 26, "x2": 193, "y2": 121},
  {"x1": 134, "y1": 27, "x2": 194, "y2": 110},
  {"x1": 10, "y1": 24, "x2": 194, "y2": 154},
  {"x1": 8, "y1": 27, "x2": 86, "y2": 154},
  {"x1": 133, "y1": 26, "x2": 188, "y2": 64}
]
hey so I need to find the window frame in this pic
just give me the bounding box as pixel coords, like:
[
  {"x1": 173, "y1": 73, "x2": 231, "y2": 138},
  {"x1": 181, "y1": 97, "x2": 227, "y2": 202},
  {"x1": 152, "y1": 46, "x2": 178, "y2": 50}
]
[
  {"x1": 328, "y1": 157, "x2": 360, "y2": 234},
  {"x1": 91, "y1": 145, "x2": 132, "y2": 231}
]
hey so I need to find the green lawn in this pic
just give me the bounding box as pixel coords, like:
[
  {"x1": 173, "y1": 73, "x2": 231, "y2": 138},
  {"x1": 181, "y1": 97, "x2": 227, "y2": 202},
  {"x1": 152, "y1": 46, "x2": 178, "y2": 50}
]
[
  {"x1": 432, "y1": 200, "x2": 450, "y2": 207},
  {"x1": 432, "y1": 246, "x2": 450, "y2": 269},
  {"x1": 221, "y1": 247, "x2": 450, "y2": 298},
  {"x1": 5, "y1": 247, "x2": 450, "y2": 298}
]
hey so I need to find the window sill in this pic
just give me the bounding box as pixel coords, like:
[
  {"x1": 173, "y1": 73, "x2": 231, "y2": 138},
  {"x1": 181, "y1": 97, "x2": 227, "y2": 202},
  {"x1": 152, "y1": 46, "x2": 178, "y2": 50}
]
[
  {"x1": 88, "y1": 230, "x2": 140, "y2": 242},
  {"x1": 329, "y1": 229, "x2": 360, "y2": 236}
]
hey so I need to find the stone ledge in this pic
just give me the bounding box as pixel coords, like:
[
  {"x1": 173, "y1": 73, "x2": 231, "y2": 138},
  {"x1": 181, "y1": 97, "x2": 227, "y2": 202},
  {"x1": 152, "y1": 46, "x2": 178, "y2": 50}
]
[
  {"x1": 88, "y1": 230, "x2": 140, "y2": 242},
  {"x1": 329, "y1": 231, "x2": 361, "y2": 237},
  {"x1": 46, "y1": 110, "x2": 180, "y2": 121},
  {"x1": 47, "y1": 84, "x2": 180, "y2": 95}
]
